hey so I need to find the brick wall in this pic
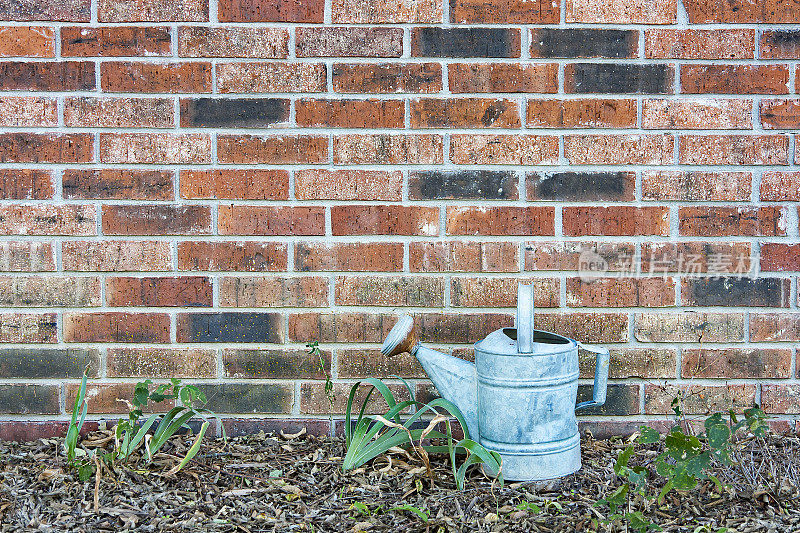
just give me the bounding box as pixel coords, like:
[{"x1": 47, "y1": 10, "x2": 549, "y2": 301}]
[{"x1": 1, "y1": 0, "x2": 799, "y2": 439}]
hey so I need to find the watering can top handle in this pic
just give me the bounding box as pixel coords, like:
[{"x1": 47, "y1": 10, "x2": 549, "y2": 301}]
[{"x1": 516, "y1": 283, "x2": 535, "y2": 353}]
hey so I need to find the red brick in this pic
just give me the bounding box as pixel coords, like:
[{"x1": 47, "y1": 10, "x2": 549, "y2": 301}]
[
  {"x1": 100, "y1": 133, "x2": 211, "y2": 164},
  {"x1": 527, "y1": 99, "x2": 636, "y2": 128},
  {"x1": 446, "y1": 206, "x2": 554, "y2": 236},
  {"x1": 645, "y1": 29, "x2": 754, "y2": 59},
  {"x1": 219, "y1": 0, "x2": 323, "y2": 22},
  {"x1": 178, "y1": 242, "x2": 287, "y2": 272},
  {"x1": 761, "y1": 31, "x2": 800, "y2": 59},
  {"x1": 63, "y1": 169, "x2": 174, "y2": 201},
  {"x1": 567, "y1": 277, "x2": 675, "y2": 307},
  {"x1": 762, "y1": 385, "x2": 800, "y2": 414},
  {"x1": 682, "y1": 348, "x2": 790, "y2": 379},
  {"x1": 338, "y1": 349, "x2": 425, "y2": 379},
  {"x1": 217, "y1": 62, "x2": 326, "y2": 93},
  {"x1": 410, "y1": 98, "x2": 520, "y2": 128},
  {"x1": 0, "y1": 276, "x2": 99, "y2": 307},
  {"x1": 0, "y1": 26, "x2": 55, "y2": 57},
  {"x1": 61, "y1": 26, "x2": 171, "y2": 56},
  {"x1": 180, "y1": 170, "x2": 288, "y2": 200},
  {"x1": 218, "y1": 206, "x2": 325, "y2": 236},
  {"x1": 566, "y1": 0, "x2": 675, "y2": 23},
  {"x1": 223, "y1": 348, "x2": 329, "y2": 379},
  {"x1": 295, "y1": 242, "x2": 403, "y2": 272},
  {"x1": 580, "y1": 348, "x2": 676, "y2": 379},
  {"x1": 336, "y1": 276, "x2": 443, "y2": 307},
  {"x1": 761, "y1": 99, "x2": 800, "y2": 129},
  {"x1": 0, "y1": 61, "x2": 94, "y2": 90},
  {"x1": 0, "y1": 205, "x2": 95, "y2": 236},
  {"x1": 640, "y1": 242, "x2": 751, "y2": 274},
  {"x1": 679, "y1": 207, "x2": 787, "y2": 237},
  {"x1": 645, "y1": 384, "x2": 756, "y2": 415},
  {"x1": 296, "y1": 99, "x2": 404, "y2": 128},
  {"x1": 64, "y1": 97, "x2": 173, "y2": 128},
  {"x1": 64, "y1": 241, "x2": 171, "y2": 272},
  {"x1": 99, "y1": 0, "x2": 208, "y2": 21},
  {"x1": 751, "y1": 314, "x2": 800, "y2": 342},
  {"x1": 524, "y1": 241, "x2": 635, "y2": 271},
  {"x1": 642, "y1": 99, "x2": 752, "y2": 130},
  {"x1": 295, "y1": 170, "x2": 402, "y2": 201},
  {"x1": 641, "y1": 171, "x2": 751, "y2": 201},
  {"x1": 108, "y1": 348, "x2": 215, "y2": 378},
  {"x1": 331, "y1": 205, "x2": 439, "y2": 236},
  {"x1": 683, "y1": 0, "x2": 800, "y2": 23},
  {"x1": 450, "y1": 134, "x2": 558, "y2": 165},
  {"x1": 223, "y1": 419, "x2": 331, "y2": 437},
  {"x1": 333, "y1": 0, "x2": 441, "y2": 22},
  {"x1": 761, "y1": 244, "x2": 800, "y2": 272},
  {"x1": 288, "y1": 312, "x2": 397, "y2": 343},
  {"x1": 536, "y1": 313, "x2": 628, "y2": 343},
  {"x1": 106, "y1": 276, "x2": 212, "y2": 307},
  {"x1": 761, "y1": 172, "x2": 800, "y2": 201},
  {"x1": 565, "y1": 135, "x2": 673, "y2": 165},
  {"x1": 635, "y1": 312, "x2": 744, "y2": 342},
  {"x1": 297, "y1": 27, "x2": 402, "y2": 58},
  {"x1": 219, "y1": 276, "x2": 328, "y2": 307},
  {"x1": 218, "y1": 135, "x2": 328, "y2": 164},
  {"x1": 451, "y1": 277, "x2": 559, "y2": 307},
  {"x1": 0, "y1": 133, "x2": 93, "y2": 163},
  {"x1": 0, "y1": 242, "x2": 54, "y2": 272},
  {"x1": 332, "y1": 63, "x2": 441, "y2": 93},
  {"x1": 0, "y1": 313, "x2": 56, "y2": 343},
  {"x1": 333, "y1": 134, "x2": 442, "y2": 165},
  {"x1": 681, "y1": 65, "x2": 789, "y2": 94},
  {"x1": 64, "y1": 312, "x2": 170, "y2": 343},
  {"x1": 178, "y1": 27, "x2": 288, "y2": 58},
  {"x1": 448, "y1": 63, "x2": 557, "y2": 93},
  {"x1": 411, "y1": 241, "x2": 519, "y2": 273},
  {"x1": 0, "y1": 96, "x2": 57, "y2": 127},
  {"x1": 101, "y1": 61, "x2": 211, "y2": 93},
  {"x1": 102, "y1": 205, "x2": 211, "y2": 235},
  {"x1": 679, "y1": 135, "x2": 788, "y2": 165},
  {"x1": 451, "y1": 0, "x2": 558, "y2": 22},
  {"x1": 564, "y1": 207, "x2": 669, "y2": 236},
  {"x1": 0, "y1": 169, "x2": 53, "y2": 199}
]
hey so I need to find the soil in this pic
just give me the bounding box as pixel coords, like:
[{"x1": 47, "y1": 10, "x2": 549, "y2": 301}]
[{"x1": 1, "y1": 428, "x2": 799, "y2": 532}]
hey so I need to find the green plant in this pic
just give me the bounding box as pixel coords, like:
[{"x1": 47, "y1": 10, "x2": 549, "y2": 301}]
[
  {"x1": 64, "y1": 367, "x2": 95, "y2": 481},
  {"x1": 307, "y1": 341, "x2": 334, "y2": 427},
  {"x1": 388, "y1": 504, "x2": 429, "y2": 522}
]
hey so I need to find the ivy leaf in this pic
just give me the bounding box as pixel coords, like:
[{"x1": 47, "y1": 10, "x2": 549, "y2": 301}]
[{"x1": 637, "y1": 426, "x2": 660, "y2": 444}]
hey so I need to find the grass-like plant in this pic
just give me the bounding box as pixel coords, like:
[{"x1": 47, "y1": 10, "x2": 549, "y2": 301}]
[{"x1": 64, "y1": 367, "x2": 95, "y2": 481}]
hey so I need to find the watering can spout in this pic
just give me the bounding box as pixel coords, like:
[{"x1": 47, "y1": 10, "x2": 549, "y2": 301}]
[{"x1": 381, "y1": 315, "x2": 479, "y2": 440}]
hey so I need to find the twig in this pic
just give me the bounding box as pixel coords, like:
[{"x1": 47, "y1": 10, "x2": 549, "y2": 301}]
[{"x1": 93, "y1": 455, "x2": 101, "y2": 513}]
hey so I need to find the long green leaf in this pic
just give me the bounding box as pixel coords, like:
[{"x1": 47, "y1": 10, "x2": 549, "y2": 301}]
[{"x1": 169, "y1": 421, "x2": 209, "y2": 475}]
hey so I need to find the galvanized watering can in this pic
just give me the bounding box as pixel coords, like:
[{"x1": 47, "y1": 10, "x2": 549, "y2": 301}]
[{"x1": 381, "y1": 284, "x2": 610, "y2": 481}]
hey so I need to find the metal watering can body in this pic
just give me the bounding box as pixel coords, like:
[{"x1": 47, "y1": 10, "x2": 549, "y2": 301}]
[{"x1": 381, "y1": 284, "x2": 610, "y2": 481}]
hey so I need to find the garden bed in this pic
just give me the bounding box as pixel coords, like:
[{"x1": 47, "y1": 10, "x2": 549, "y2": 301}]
[{"x1": 1, "y1": 428, "x2": 799, "y2": 532}]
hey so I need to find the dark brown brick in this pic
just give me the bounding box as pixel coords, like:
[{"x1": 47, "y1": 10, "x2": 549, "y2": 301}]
[
  {"x1": 336, "y1": 276, "x2": 444, "y2": 307},
  {"x1": 223, "y1": 348, "x2": 329, "y2": 379},
  {"x1": 0, "y1": 348, "x2": 99, "y2": 378},
  {"x1": 761, "y1": 31, "x2": 800, "y2": 59},
  {"x1": 178, "y1": 242, "x2": 287, "y2": 272},
  {"x1": 409, "y1": 170, "x2": 518, "y2": 200},
  {"x1": 61, "y1": 26, "x2": 171, "y2": 56},
  {"x1": 761, "y1": 99, "x2": 800, "y2": 129},
  {"x1": 180, "y1": 98, "x2": 289, "y2": 128},
  {"x1": 288, "y1": 312, "x2": 397, "y2": 343},
  {"x1": 177, "y1": 312, "x2": 283, "y2": 343},
  {"x1": 682, "y1": 277, "x2": 790, "y2": 307},
  {"x1": 411, "y1": 27, "x2": 520, "y2": 58},
  {"x1": 337, "y1": 349, "x2": 424, "y2": 378},
  {"x1": 565, "y1": 63, "x2": 673, "y2": 94},
  {"x1": 0, "y1": 133, "x2": 93, "y2": 163},
  {"x1": 106, "y1": 276, "x2": 212, "y2": 307},
  {"x1": 530, "y1": 29, "x2": 637, "y2": 58},
  {"x1": 107, "y1": 348, "x2": 215, "y2": 378},
  {"x1": 218, "y1": 0, "x2": 323, "y2": 22},
  {"x1": 527, "y1": 171, "x2": 634, "y2": 201},
  {"x1": 577, "y1": 384, "x2": 640, "y2": 416},
  {"x1": 64, "y1": 312, "x2": 170, "y2": 343},
  {"x1": 63, "y1": 169, "x2": 173, "y2": 201},
  {"x1": 0, "y1": 385, "x2": 58, "y2": 414},
  {"x1": 196, "y1": 383, "x2": 293, "y2": 414},
  {"x1": 102, "y1": 205, "x2": 211, "y2": 235}
]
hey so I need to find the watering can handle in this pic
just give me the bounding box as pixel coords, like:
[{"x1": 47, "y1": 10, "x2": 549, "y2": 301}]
[
  {"x1": 516, "y1": 283, "x2": 535, "y2": 353},
  {"x1": 575, "y1": 342, "x2": 610, "y2": 411}
]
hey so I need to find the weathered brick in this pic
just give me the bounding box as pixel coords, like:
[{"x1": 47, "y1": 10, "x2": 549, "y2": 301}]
[
  {"x1": 338, "y1": 349, "x2": 424, "y2": 379},
  {"x1": 296, "y1": 242, "x2": 403, "y2": 272},
  {"x1": 761, "y1": 244, "x2": 800, "y2": 272},
  {"x1": 0, "y1": 133, "x2": 93, "y2": 163},
  {"x1": 526, "y1": 99, "x2": 636, "y2": 128},
  {"x1": 288, "y1": 312, "x2": 397, "y2": 343},
  {"x1": 643, "y1": 99, "x2": 752, "y2": 129},
  {"x1": 99, "y1": 133, "x2": 212, "y2": 164},
  {"x1": 99, "y1": 0, "x2": 208, "y2": 21},
  {"x1": 177, "y1": 312, "x2": 283, "y2": 343},
  {"x1": 564, "y1": 135, "x2": 674, "y2": 165},
  {"x1": 218, "y1": 206, "x2": 324, "y2": 236},
  {"x1": 296, "y1": 99, "x2": 404, "y2": 128},
  {"x1": 683, "y1": 0, "x2": 800, "y2": 23},
  {"x1": 451, "y1": 277, "x2": 559, "y2": 308},
  {"x1": 450, "y1": 134, "x2": 558, "y2": 165},
  {"x1": 566, "y1": 0, "x2": 675, "y2": 23},
  {"x1": 0, "y1": 421, "x2": 86, "y2": 442},
  {"x1": 63, "y1": 169, "x2": 173, "y2": 201},
  {"x1": 0, "y1": 0, "x2": 89, "y2": 21},
  {"x1": 451, "y1": 0, "x2": 558, "y2": 22},
  {"x1": 0, "y1": 169, "x2": 53, "y2": 199},
  {"x1": 563, "y1": 207, "x2": 669, "y2": 236},
  {"x1": 535, "y1": 313, "x2": 628, "y2": 343},
  {"x1": 333, "y1": 134, "x2": 442, "y2": 165},
  {"x1": 178, "y1": 27, "x2": 288, "y2": 58},
  {"x1": 0, "y1": 205, "x2": 95, "y2": 236},
  {"x1": 640, "y1": 242, "x2": 751, "y2": 274},
  {"x1": 641, "y1": 171, "x2": 751, "y2": 201},
  {"x1": 0, "y1": 26, "x2": 55, "y2": 57},
  {"x1": 218, "y1": 0, "x2": 323, "y2": 22},
  {"x1": 446, "y1": 206, "x2": 555, "y2": 236},
  {"x1": 0, "y1": 97, "x2": 57, "y2": 127},
  {"x1": 336, "y1": 276, "x2": 444, "y2": 307},
  {"x1": 762, "y1": 172, "x2": 800, "y2": 201},
  {"x1": 762, "y1": 385, "x2": 800, "y2": 414},
  {"x1": 681, "y1": 65, "x2": 789, "y2": 94},
  {"x1": 635, "y1": 312, "x2": 745, "y2": 342},
  {"x1": 66, "y1": 382, "x2": 170, "y2": 414},
  {"x1": 409, "y1": 170, "x2": 518, "y2": 200},
  {"x1": 332, "y1": 63, "x2": 441, "y2": 93},
  {"x1": 682, "y1": 348, "x2": 790, "y2": 379},
  {"x1": 411, "y1": 28, "x2": 520, "y2": 58},
  {"x1": 567, "y1": 277, "x2": 675, "y2": 307},
  {"x1": 64, "y1": 97, "x2": 174, "y2": 128},
  {"x1": 645, "y1": 384, "x2": 756, "y2": 415},
  {"x1": 295, "y1": 170, "x2": 402, "y2": 201},
  {"x1": 580, "y1": 348, "x2": 676, "y2": 379},
  {"x1": 218, "y1": 135, "x2": 328, "y2": 164},
  {"x1": 219, "y1": 276, "x2": 328, "y2": 307},
  {"x1": 106, "y1": 276, "x2": 212, "y2": 307},
  {"x1": 577, "y1": 384, "x2": 640, "y2": 416},
  {"x1": 180, "y1": 170, "x2": 288, "y2": 200},
  {"x1": 0, "y1": 348, "x2": 99, "y2": 378},
  {"x1": 524, "y1": 241, "x2": 635, "y2": 271},
  {"x1": 297, "y1": 27, "x2": 403, "y2": 57},
  {"x1": 761, "y1": 99, "x2": 800, "y2": 129},
  {"x1": 64, "y1": 312, "x2": 170, "y2": 343},
  {"x1": 410, "y1": 98, "x2": 519, "y2": 128},
  {"x1": 645, "y1": 29, "x2": 754, "y2": 59},
  {"x1": 530, "y1": 29, "x2": 637, "y2": 58},
  {"x1": 217, "y1": 62, "x2": 326, "y2": 93},
  {"x1": 108, "y1": 348, "x2": 215, "y2": 378},
  {"x1": 199, "y1": 383, "x2": 294, "y2": 414},
  {"x1": 0, "y1": 313, "x2": 56, "y2": 343},
  {"x1": 333, "y1": 0, "x2": 441, "y2": 22},
  {"x1": 61, "y1": 26, "x2": 171, "y2": 56},
  {"x1": 103, "y1": 205, "x2": 211, "y2": 235},
  {"x1": 332, "y1": 205, "x2": 438, "y2": 236},
  {"x1": 64, "y1": 241, "x2": 171, "y2": 272},
  {"x1": 0, "y1": 385, "x2": 58, "y2": 414},
  {"x1": 417, "y1": 313, "x2": 514, "y2": 343},
  {"x1": 223, "y1": 418, "x2": 331, "y2": 438},
  {"x1": 0, "y1": 242, "x2": 54, "y2": 272},
  {"x1": 178, "y1": 242, "x2": 287, "y2": 272},
  {"x1": 565, "y1": 64, "x2": 673, "y2": 94},
  {"x1": 101, "y1": 61, "x2": 211, "y2": 93},
  {"x1": 180, "y1": 98, "x2": 289, "y2": 128},
  {"x1": 223, "y1": 348, "x2": 329, "y2": 379},
  {"x1": 751, "y1": 314, "x2": 800, "y2": 342},
  {"x1": 683, "y1": 277, "x2": 790, "y2": 307},
  {"x1": 301, "y1": 382, "x2": 408, "y2": 415},
  {"x1": 0, "y1": 61, "x2": 94, "y2": 90},
  {"x1": 761, "y1": 31, "x2": 800, "y2": 59},
  {"x1": 412, "y1": 241, "x2": 519, "y2": 273},
  {"x1": 449, "y1": 63, "x2": 556, "y2": 93},
  {"x1": 527, "y1": 171, "x2": 634, "y2": 201},
  {"x1": 0, "y1": 276, "x2": 99, "y2": 307},
  {"x1": 679, "y1": 206, "x2": 787, "y2": 237}
]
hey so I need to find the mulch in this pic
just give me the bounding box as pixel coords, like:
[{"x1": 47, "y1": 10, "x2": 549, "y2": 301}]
[{"x1": 1, "y1": 427, "x2": 799, "y2": 532}]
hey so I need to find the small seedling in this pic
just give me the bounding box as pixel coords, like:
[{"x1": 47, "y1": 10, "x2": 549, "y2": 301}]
[
  {"x1": 389, "y1": 504, "x2": 429, "y2": 522},
  {"x1": 307, "y1": 341, "x2": 334, "y2": 427}
]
